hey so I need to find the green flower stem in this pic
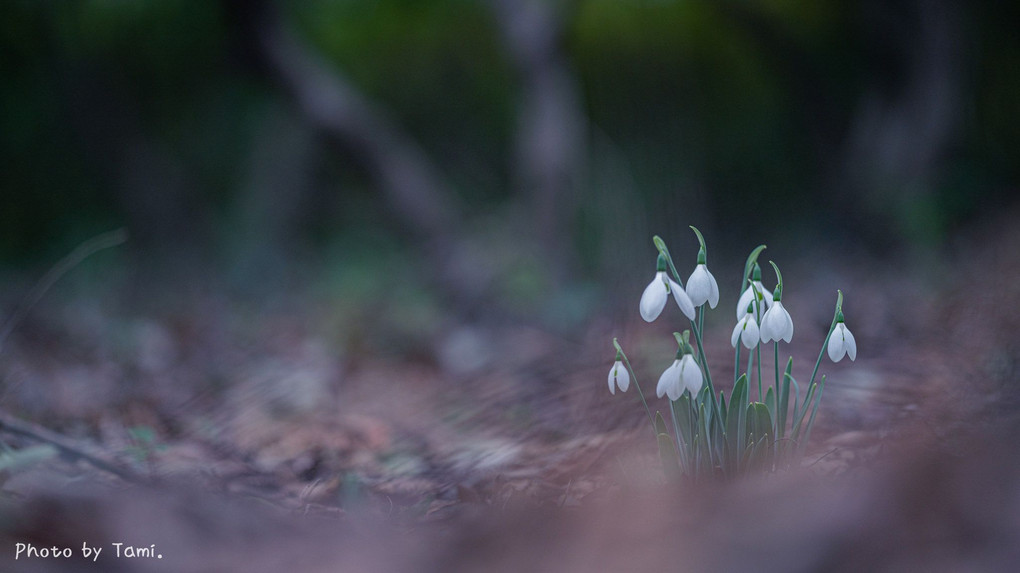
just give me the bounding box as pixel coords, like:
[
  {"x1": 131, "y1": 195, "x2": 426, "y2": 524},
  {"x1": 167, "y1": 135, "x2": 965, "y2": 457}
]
[
  {"x1": 669, "y1": 400, "x2": 688, "y2": 474},
  {"x1": 807, "y1": 291, "x2": 844, "y2": 388},
  {"x1": 613, "y1": 339, "x2": 655, "y2": 431},
  {"x1": 745, "y1": 345, "x2": 754, "y2": 391},
  {"x1": 689, "y1": 319, "x2": 717, "y2": 413},
  {"x1": 734, "y1": 344, "x2": 742, "y2": 385},
  {"x1": 756, "y1": 344, "x2": 763, "y2": 402},
  {"x1": 774, "y1": 342, "x2": 780, "y2": 401}
]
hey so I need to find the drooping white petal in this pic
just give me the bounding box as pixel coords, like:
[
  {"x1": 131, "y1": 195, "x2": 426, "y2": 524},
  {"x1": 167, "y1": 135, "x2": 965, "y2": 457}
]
[
  {"x1": 617, "y1": 361, "x2": 631, "y2": 391},
  {"x1": 669, "y1": 279, "x2": 697, "y2": 320},
  {"x1": 640, "y1": 272, "x2": 669, "y2": 322},
  {"x1": 679, "y1": 355, "x2": 704, "y2": 395},
  {"x1": 730, "y1": 318, "x2": 744, "y2": 348},
  {"x1": 656, "y1": 360, "x2": 681, "y2": 399},
  {"x1": 759, "y1": 306, "x2": 775, "y2": 342},
  {"x1": 827, "y1": 326, "x2": 845, "y2": 362},
  {"x1": 686, "y1": 265, "x2": 718, "y2": 308},
  {"x1": 844, "y1": 326, "x2": 857, "y2": 361},
  {"x1": 608, "y1": 360, "x2": 630, "y2": 394},
  {"x1": 760, "y1": 301, "x2": 793, "y2": 343},
  {"x1": 740, "y1": 316, "x2": 759, "y2": 349},
  {"x1": 708, "y1": 269, "x2": 719, "y2": 308},
  {"x1": 736, "y1": 281, "x2": 771, "y2": 320}
]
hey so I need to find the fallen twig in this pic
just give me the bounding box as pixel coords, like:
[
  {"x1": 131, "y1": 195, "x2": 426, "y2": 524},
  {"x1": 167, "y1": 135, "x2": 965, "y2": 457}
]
[{"x1": 0, "y1": 410, "x2": 143, "y2": 483}]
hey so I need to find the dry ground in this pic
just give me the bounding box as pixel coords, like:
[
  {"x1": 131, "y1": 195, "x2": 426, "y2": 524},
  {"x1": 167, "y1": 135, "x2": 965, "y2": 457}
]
[{"x1": 0, "y1": 208, "x2": 1018, "y2": 572}]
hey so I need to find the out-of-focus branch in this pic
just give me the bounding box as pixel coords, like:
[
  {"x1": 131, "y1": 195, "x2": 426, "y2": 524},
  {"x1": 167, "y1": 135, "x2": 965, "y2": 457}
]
[
  {"x1": 0, "y1": 410, "x2": 142, "y2": 483},
  {"x1": 487, "y1": 0, "x2": 587, "y2": 282},
  {"x1": 226, "y1": 1, "x2": 489, "y2": 304}
]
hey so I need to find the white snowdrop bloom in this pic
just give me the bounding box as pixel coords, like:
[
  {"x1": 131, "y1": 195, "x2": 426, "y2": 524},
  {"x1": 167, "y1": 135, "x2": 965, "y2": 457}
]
[
  {"x1": 760, "y1": 300, "x2": 794, "y2": 343},
  {"x1": 678, "y1": 354, "x2": 704, "y2": 395},
  {"x1": 640, "y1": 271, "x2": 670, "y2": 322},
  {"x1": 686, "y1": 263, "x2": 719, "y2": 308},
  {"x1": 730, "y1": 308, "x2": 760, "y2": 349},
  {"x1": 655, "y1": 355, "x2": 703, "y2": 401},
  {"x1": 656, "y1": 359, "x2": 683, "y2": 401},
  {"x1": 736, "y1": 281, "x2": 771, "y2": 320},
  {"x1": 607, "y1": 360, "x2": 630, "y2": 394},
  {"x1": 640, "y1": 271, "x2": 696, "y2": 322},
  {"x1": 670, "y1": 279, "x2": 697, "y2": 320},
  {"x1": 827, "y1": 319, "x2": 857, "y2": 362}
]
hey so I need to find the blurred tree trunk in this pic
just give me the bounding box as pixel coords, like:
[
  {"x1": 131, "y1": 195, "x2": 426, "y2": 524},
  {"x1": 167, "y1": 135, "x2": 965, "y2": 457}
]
[
  {"x1": 488, "y1": 0, "x2": 587, "y2": 284},
  {"x1": 225, "y1": 0, "x2": 500, "y2": 309},
  {"x1": 833, "y1": 0, "x2": 965, "y2": 246},
  {"x1": 63, "y1": 66, "x2": 212, "y2": 269}
]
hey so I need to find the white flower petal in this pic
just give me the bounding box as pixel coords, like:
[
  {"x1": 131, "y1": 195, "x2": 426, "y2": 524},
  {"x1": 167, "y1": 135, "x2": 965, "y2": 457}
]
[
  {"x1": 617, "y1": 361, "x2": 631, "y2": 391},
  {"x1": 707, "y1": 268, "x2": 719, "y2": 308},
  {"x1": 680, "y1": 355, "x2": 704, "y2": 394},
  {"x1": 844, "y1": 326, "x2": 857, "y2": 361},
  {"x1": 670, "y1": 279, "x2": 696, "y2": 320},
  {"x1": 759, "y1": 307, "x2": 775, "y2": 342},
  {"x1": 731, "y1": 319, "x2": 743, "y2": 348},
  {"x1": 656, "y1": 360, "x2": 680, "y2": 398},
  {"x1": 755, "y1": 282, "x2": 773, "y2": 309},
  {"x1": 667, "y1": 380, "x2": 681, "y2": 401},
  {"x1": 827, "y1": 327, "x2": 844, "y2": 362},
  {"x1": 686, "y1": 265, "x2": 711, "y2": 307},
  {"x1": 736, "y1": 287, "x2": 755, "y2": 320},
  {"x1": 738, "y1": 282, "x2": 770, "y2": 320},
  {"x1": 608, "y1": 364, "x2": 616, "y2": 394},
  {"x1": 741, "y1": 317, "x2": 759, "y2": 349},
  {"x1": 640, "y1": 272, "x2": 668, "y2": 322}
]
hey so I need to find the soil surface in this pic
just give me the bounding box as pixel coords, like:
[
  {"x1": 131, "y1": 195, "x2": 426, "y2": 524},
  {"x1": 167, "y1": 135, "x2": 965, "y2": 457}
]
[{"x1": 1, "y1": 210, "x2": 1018, "y2": 572}]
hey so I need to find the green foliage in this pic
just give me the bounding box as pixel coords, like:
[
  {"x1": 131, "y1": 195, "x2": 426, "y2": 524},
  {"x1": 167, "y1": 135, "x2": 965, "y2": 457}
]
[{"x1": 613, "y1": 236, "x2": 854, "y2": 482}]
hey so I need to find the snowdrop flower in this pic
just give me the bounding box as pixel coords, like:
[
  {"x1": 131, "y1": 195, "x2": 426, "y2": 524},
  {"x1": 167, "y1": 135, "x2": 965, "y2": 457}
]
[
  {"x1": 686, "y1": 248, "x2": 719, "y2": 308},
  {"x1": 736, "y1": 263, "x2": 771, "y2": 321},
  {"x1": 656, "y1": 354, "x2": 704, "y2": 401},
  {"x1": 607, "y1": 358, "x2": 630, "y2": 394},
  {"x1": 730, "y1": 304, "x2": 760, "y2": 349},
  {"x1": 640, "y1": 255, "x2": 696, "y2": 321},
  {"x1": 760, "y1": 288, "x2": 794, "y2": 343},
  {"x1": 827, "y1": 312, "x2": 857, "y2": 362}
]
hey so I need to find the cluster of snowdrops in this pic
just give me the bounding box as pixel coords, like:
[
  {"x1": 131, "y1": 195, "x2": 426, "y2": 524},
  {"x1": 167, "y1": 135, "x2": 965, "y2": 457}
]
[{"x1": 608, "y1": 229, "x2": 856, "y2": 480}]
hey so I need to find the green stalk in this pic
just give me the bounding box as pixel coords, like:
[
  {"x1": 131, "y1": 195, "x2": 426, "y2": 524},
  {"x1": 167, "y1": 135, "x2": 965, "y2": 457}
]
[
  {"x1": 734, "y1": 343, "x2": 742, "y2": 385},
  {"x1": 774, "y1": 342, "x2": 780, "y2": 405},
  {"x1": 756, "y1": 344, "x2": 763, "y2": 402},
  {"x1": 807, "y1": 290, "x2": 844, "y2": 388}
]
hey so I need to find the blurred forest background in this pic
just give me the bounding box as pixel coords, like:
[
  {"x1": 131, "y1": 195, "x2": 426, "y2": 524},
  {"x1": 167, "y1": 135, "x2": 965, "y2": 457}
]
[
  {"x1": 2, "y1": 2, "x2": 1020, "y2": 568},
  {"x1": 3, "y1": 0, "x2": 1018, "y2": 311}
]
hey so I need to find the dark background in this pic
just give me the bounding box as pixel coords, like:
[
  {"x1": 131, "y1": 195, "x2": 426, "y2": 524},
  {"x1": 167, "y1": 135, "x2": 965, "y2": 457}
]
[{"x1": 3, "y1": 0, "x2": 1017, "y2": 315}]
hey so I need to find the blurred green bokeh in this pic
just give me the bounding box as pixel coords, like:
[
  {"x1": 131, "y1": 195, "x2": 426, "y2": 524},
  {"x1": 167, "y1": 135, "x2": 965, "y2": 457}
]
[{"x1": 2, "y1": 0, "x2": 1017, "y2": 280}]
